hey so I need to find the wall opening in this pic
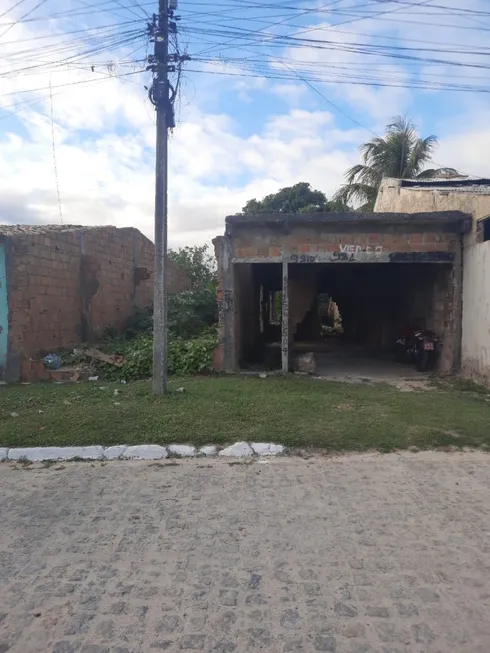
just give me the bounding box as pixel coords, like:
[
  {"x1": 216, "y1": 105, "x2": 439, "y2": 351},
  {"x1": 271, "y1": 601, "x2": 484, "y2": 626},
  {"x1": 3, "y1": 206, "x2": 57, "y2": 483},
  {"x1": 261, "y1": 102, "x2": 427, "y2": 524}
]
[
  {"x1": 483, "y1": 216, "x2": 490, "y2": 242},
  {"x1": 235, "y1": 262, "x2": 283, "y2": 370},
  {"x1": 234, "y1": 261, "x2": 455, "y2": 374}
]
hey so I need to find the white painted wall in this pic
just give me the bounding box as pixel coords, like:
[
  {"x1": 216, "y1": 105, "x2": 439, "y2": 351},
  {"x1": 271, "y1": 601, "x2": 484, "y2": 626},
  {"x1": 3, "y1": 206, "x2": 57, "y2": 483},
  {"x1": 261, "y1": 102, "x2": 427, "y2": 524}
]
[
  {"x1": 462, "y1": 241, "x2": 490, "y2": 386},
  {"x1": 375, "y1": 179, "x2": 490, "y2": 221}
]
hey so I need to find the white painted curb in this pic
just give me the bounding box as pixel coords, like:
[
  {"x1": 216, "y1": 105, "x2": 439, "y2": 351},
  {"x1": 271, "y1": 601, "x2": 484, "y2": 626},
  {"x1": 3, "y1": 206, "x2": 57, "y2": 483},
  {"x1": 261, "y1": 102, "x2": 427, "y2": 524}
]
[{"x1": 0, "y1": 442, "x2": 285, "y2": 463}]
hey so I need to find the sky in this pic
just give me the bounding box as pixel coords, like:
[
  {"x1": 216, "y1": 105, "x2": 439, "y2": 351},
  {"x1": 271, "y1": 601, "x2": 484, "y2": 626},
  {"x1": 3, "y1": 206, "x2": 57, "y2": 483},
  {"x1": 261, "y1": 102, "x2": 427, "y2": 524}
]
[{"x1": 0, "y1": 0, "x2": 490, "y2": 248}]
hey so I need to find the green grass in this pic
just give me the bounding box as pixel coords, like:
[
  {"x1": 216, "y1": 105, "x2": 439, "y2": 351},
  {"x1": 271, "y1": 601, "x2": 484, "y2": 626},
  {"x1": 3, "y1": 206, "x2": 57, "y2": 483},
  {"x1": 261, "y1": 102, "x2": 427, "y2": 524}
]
[{"x1": 1, "y1": 376, "x2": 489, "y2": 452}]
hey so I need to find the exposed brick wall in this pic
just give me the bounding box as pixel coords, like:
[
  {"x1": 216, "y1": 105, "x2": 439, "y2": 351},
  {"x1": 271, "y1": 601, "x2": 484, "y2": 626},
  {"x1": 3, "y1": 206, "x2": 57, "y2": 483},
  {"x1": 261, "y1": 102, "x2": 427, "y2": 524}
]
[
  {"x1": 4, "y1": 226, "x2": 189, "y2": 377},
  {"x1": 7, "y1": 230, "x2": 83, "y2": 360},
  {"x1": 232, "y1": 226, "x2": 459, "y2": 259},
  {"x1": 214, "y1": 219, "x2": 464, "y2": 373}
]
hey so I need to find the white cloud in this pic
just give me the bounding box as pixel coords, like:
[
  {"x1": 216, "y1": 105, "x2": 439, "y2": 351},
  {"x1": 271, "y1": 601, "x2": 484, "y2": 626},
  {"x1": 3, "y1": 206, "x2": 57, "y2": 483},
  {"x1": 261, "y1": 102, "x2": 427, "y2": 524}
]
[
  {"x1": 271, "y1": 82, "x2": 307, "y2": 104},
  {"x1": 1, "y1": 0, "x2": 490, "y2": 251}
]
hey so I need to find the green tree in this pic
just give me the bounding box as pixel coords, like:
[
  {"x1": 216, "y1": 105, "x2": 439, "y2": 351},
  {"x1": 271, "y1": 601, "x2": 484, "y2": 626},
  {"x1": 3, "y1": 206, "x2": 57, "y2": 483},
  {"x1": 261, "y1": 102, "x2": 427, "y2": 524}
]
[
  {"x1": 334, "y1": 116, "x2": 459, "y2": 212},
  {"x1": 168, "y1": 244, "x2": 216, "y2": 290},
  {"x1": 167, "y1": 245, "x2": 218, "y2": 339},
  {"x1": 240, "y1": 182, "x2": 349, "y2": 215}
]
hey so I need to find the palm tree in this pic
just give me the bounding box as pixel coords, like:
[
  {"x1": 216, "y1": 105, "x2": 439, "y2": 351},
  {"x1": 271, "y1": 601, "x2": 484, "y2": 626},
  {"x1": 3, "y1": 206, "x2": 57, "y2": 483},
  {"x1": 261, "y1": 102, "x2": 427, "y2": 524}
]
[{"x1": 334, "y1": 116, "x2": 459, "y2": 211}]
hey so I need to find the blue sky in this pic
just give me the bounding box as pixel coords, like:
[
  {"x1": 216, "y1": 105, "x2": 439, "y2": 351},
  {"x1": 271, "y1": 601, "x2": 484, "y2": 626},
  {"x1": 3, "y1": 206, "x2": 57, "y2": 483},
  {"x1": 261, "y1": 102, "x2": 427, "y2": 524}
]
[{"x1": 0, "y1": 0, "x2": 489, "y2": 247}]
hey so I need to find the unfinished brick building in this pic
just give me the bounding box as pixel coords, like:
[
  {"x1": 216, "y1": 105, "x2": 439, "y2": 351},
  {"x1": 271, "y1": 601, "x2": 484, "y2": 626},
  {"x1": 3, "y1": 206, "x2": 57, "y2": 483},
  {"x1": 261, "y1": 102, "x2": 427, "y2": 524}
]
[
  {"x1": 213, "y1": 211, "x2": 472, "y2": 376},
  {"x1": 0, "y1": 225, "x2": 188, "y2": 381}
]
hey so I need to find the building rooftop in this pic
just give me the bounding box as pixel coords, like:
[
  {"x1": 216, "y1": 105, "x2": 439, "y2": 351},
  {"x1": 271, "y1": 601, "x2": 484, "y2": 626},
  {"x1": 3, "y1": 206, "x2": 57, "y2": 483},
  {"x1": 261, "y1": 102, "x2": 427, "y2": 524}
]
[
  {"x1": 0, "y1": 224, "x2": 130, "y2": 236},
  {"x1": 400, "y1": 178, "x2": 490, "y2": 193},
  {"x1": 226, "y1": 210, "x2": 472, "y2": 232}
]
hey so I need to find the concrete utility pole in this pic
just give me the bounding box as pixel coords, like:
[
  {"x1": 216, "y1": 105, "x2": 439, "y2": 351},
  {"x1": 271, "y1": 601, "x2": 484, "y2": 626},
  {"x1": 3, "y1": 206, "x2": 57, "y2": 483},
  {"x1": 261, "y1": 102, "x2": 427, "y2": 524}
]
[
  {"x1": 148, "y1": 0, "x2": 186, "y2": 394},
  {"x1": 149, "y1": 0, "x2": 171, "y2": 395}
]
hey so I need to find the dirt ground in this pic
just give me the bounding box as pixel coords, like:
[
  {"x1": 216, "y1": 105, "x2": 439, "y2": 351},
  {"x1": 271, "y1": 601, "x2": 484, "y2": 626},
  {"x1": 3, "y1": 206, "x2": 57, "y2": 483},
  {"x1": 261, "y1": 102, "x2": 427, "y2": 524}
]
[{"x1": 1, "y1": 452, "x2": 490, "y2": 652}]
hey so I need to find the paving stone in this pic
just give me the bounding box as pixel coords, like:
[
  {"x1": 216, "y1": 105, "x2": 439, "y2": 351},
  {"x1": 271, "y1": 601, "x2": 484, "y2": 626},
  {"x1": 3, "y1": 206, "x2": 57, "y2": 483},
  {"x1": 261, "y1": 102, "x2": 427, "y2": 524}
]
[
  {"x1": 395, "y1": 604, "x2": 419, "y2": 618},
  {"x1": 157, "y1": 615, "x2": 181, "y2": 633},
  {"x1": 180, "y1": 634, "x2": 205, "y2": 649},
  {"x1": 199, "y1": 445, "x2": 217, "y2": 456},
  {"x1": 338, "y1": 623, "x2": 365, "y2": 638},
  {"x1": 0, "y1": 452, "x2": 490, "y2": 653},
  {"x1": 63, "y1": 613, "x2": 95, "y2": 635},
  {"x1": 78, "y1": 447, "x2": 104, "y2": 460},
  {"x1": 9, "y1": 447, "x2": 84, "y2": 461},
  {"x1": 211, "y1": 642, "x2": 236, "y2": 652},
  {"x1": 335, "y1": 602, "x2": 358, "y2": 618},
  {"x1": 314, "y1": 635, "x2": 337, "y2": 651},
  {"x1": 53, "y1": 643, "x2": 80, "y2": 653},
  {"x1": 250, "y1": 443, "x2": 285, "y2": 456},
  {"x1": 218, "y1": 442, "x2": 253, "y2": 457},
  {"x1": 280, "y1": 609, "x2": 301, "y2": 629},
  {"x1": 219, "y1": 590, "x2": 238, "y2": 607},
  {"x1": 365, "y1": 606, "x2": 390, "y2": 618},
  {"x1": 247, "y1": 629, "x2": 271, "y2": 647},
  {"x1": 168, "y1": 445, "x2": 197, "y2": 457},
  {"x1": 375, "y1": 623, "x2": 411, "y2": 645},
  {"x1": 103, "y1": 446, "x2": 127, "y2": 460},
  {"x1": 348, "y1": 645, "x2": 373, "y2": 653},
  {"x1": 123, "y1": 445, "x2": 168, "y2": 460},
  {"x1": 411, "y1": 623, "x2": 436, "y2": 645}
]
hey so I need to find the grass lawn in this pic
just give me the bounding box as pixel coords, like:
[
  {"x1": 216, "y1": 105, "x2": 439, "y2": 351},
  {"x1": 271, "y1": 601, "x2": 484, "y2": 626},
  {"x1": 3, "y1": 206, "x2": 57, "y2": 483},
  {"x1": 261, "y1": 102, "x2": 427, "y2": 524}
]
[{"x1": 0, "y1": 376, "x2": 489, "y2": 452}]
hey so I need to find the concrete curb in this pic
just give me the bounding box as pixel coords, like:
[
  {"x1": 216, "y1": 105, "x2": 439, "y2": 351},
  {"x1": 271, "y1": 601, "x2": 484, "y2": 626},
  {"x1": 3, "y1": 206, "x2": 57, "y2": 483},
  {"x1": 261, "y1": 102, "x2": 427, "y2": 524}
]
[{"x1": 0, "y1": 442, "x2": 285, "y2": 463}]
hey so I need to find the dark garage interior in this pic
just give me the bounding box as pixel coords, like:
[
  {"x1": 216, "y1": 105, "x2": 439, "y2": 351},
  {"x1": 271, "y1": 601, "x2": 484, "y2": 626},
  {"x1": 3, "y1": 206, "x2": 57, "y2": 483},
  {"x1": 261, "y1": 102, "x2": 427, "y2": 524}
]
[{"x1": 234, "y1": 261, "x2": 454, "y2": 376}]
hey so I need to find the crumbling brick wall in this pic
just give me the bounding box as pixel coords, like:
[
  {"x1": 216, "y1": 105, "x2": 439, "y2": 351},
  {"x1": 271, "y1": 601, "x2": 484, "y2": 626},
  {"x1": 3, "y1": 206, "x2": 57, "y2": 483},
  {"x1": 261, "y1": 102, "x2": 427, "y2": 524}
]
[{"x1": 2, "y1": 225, "x2": 189, "y2": 379}]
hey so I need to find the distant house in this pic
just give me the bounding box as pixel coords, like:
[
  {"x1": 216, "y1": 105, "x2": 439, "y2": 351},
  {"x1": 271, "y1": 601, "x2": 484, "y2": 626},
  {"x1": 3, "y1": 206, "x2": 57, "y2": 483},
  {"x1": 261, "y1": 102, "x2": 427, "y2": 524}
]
[
  {"x1": 376, "y1": 177, "x2": 490, "y2": 386},
  {"x1": 0, "y1": 225, "x2": 189, "y2": 381}
]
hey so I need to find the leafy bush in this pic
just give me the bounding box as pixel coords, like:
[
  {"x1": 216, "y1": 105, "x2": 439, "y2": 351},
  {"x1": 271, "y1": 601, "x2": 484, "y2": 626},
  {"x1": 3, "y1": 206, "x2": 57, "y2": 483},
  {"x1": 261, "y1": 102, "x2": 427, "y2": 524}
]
[
  {"x1": 108, "y1": 330, "x2": 218, "y2": 381},
  {"x1": 168, "y1": 288, "x2": 217, "y2": 340}
]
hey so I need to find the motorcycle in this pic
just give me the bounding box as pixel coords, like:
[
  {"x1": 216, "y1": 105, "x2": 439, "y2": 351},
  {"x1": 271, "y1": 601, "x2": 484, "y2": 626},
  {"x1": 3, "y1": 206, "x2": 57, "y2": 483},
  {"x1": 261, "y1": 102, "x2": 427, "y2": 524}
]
[{"x1": 395, "y1": 327, "x2": 440, "y2": 372}]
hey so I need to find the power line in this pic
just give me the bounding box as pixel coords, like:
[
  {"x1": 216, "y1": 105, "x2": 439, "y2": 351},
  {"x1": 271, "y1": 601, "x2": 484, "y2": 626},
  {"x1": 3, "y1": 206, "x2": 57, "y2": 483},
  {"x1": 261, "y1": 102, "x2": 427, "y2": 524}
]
[
  {"x1": 112, "y1": 0, "x2": 149, "y2": 20},
  {"x1": 49, "y1": 76, "x2": 63, "y2": 225},
  {"x1": 0, "y1": 0, "x2": 28, "y2": 21},
  {"x1": 0, "y1": 0, "x2": 50, "y2": 39}
]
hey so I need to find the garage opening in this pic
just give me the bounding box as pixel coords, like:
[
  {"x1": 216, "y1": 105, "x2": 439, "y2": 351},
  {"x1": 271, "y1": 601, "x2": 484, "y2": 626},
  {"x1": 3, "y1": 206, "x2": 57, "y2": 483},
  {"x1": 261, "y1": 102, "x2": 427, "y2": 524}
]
[{"x1": 234, "y1": 262, "x2": 454, "y2": 378}]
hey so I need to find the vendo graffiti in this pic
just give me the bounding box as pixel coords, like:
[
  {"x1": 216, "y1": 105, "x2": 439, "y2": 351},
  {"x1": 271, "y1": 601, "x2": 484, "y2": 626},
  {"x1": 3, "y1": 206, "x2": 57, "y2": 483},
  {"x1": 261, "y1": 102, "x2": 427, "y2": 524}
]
[{"x1": 334, "y1": 244, "x2": 383, "y2": 261}]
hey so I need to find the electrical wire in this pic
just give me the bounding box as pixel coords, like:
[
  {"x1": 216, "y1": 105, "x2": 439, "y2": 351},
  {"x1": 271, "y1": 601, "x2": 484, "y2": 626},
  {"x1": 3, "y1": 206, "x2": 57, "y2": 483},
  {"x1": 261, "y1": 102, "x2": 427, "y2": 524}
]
[
  {"x1": 0, "y1": 0, "x2": 50, "y2": 39},
  {"x1": 49, "y1": 75, "x2": 63, "y2": 225},
  {"x1": 0, "y1": 0, "x2": 28, "y2": 21}
]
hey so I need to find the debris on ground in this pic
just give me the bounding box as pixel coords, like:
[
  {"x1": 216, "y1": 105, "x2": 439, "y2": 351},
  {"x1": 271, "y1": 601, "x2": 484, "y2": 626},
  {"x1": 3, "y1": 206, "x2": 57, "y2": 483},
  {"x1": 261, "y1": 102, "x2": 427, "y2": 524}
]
[
  {"x1": 295, "y1": 352, "x2": 316, "y2": 374},
  {"x1": 259, "y1": 373, "x2": 267, "y2": 379},
  {"x1": 88, "y1": 376, "x2": 99, "y2": 382},
  {"x1": 83, "y1": 348, "x2": 125, "y2": 367},
  {"x1": 175, "y1": 387, "x2": 185, "y2": 393},
  {"x1": 10, "y1": 412, "x2": 19, "y2": 418},
  {"x1": 43, "y1": 354, "x2": 61, "y2": 370}
]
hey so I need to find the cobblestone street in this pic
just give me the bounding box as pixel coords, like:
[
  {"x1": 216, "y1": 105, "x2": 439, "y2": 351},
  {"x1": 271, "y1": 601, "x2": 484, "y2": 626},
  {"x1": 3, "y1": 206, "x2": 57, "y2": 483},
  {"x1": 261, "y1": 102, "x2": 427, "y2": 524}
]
[{"x1": 1, "y1": 452, "x2": 490, "y2": 653}]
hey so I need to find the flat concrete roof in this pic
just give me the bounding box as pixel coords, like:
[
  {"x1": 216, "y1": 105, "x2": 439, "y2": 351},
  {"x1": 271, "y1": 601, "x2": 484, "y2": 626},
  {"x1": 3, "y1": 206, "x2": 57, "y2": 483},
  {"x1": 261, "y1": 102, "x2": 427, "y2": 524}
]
[{"x1": 226, "y1": 211, "x2": 472, "y2": 232}]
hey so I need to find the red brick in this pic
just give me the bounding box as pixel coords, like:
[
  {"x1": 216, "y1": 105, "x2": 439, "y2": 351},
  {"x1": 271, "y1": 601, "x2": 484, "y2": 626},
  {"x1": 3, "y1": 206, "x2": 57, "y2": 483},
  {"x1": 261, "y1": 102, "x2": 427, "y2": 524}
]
[{"x1": 298, "y1": 244, "x2": 312, "y2": 253}]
